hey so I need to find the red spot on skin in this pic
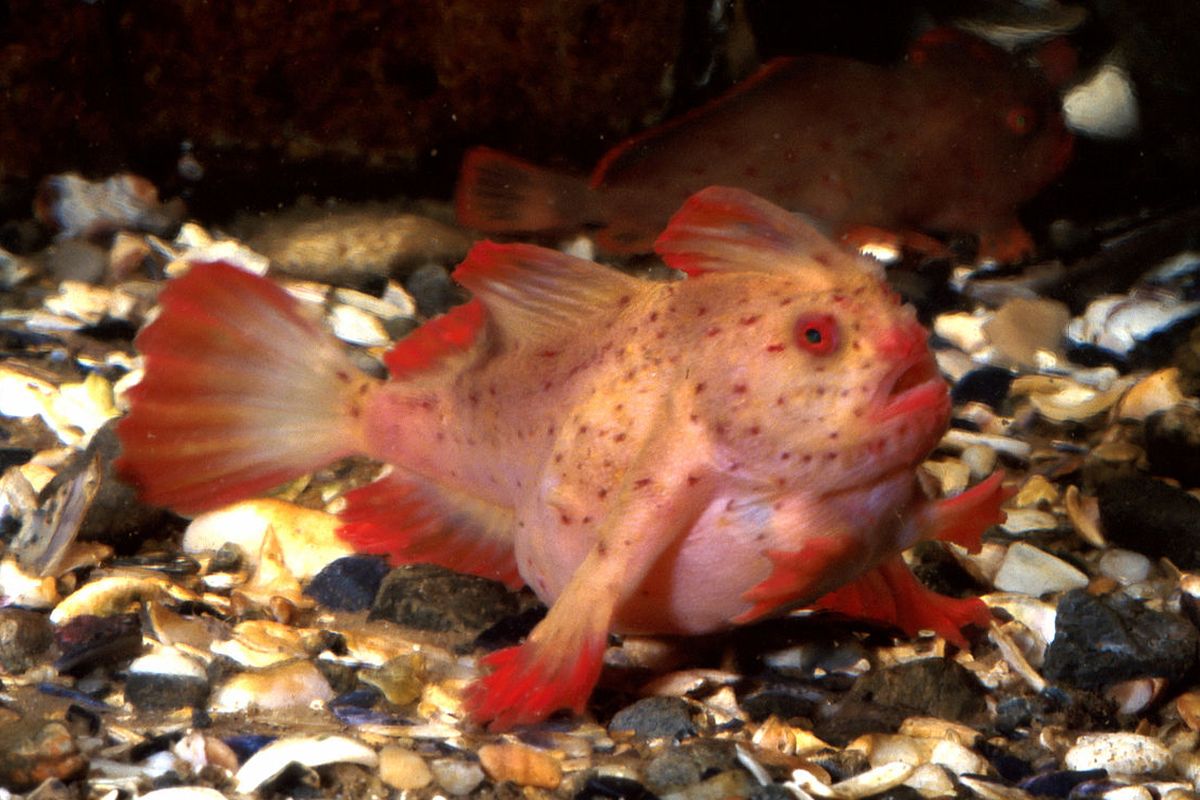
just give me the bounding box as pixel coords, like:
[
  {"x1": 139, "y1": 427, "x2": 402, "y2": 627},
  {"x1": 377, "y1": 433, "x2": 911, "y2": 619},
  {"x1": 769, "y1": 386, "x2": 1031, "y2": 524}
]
[
  {"x1": 687, "y1": 475, "x2": 700, "y2": 486},
  {"x1": 598, "y1": 488, "x2": 609, "y2": 499},
  {"x1": 578, "y1": 425, "x2": 588, "y2": 434},
  {"x1": 780, "y1": 452, "x2": 791, "y2": 460},
  {"x1": 695, "y1": 383, "x2": 706, "y2": 394},
  {"x1": 468, "y1": 391, "x2": 480, "y2": 405},
  {"x1": 560, "y1": 514, "x2": 572, "y2": 525},
  {"x1": 802, "y1": 454, "x2": 813, "y2": 464},
  {"x1": 634, "y1": 478, "x2": 652, "y2": 489},
  {"x1": 706, "y1": 326, "x2": 722, "y2": 337},
  {"x1": 618, "y1": 295, "x2": 631, "y2": 306},
  {"x1": 336, "y1": 369, "x2": 349, "y2": 382},
  {"x1": 829, "y1": 432, "x2": 839, "y2": 440},
  {"x1": 740, "y1": 315, "x2": 761, "y2": 325},
  {"x1": 696, "y1": 306, "x2": 708, "y2": 316},
  {"x1": 554, "y1": 453, "x2": 563, "y2": 463},
  {"x1": 436, "y1": 432, "x2": 445, "y2": 441},
  {"x1": 775, "y1": 396, "x2": 786, "y2": 406},
  {"x1": 748, "y1": 426, "x2": 761, "y2": 435},
  {"x1": 733, "y1": 384, "x2": 748, "y2": 394},
  {"x1": 689, "y1": 413, "x2": 699, "y2": 423},
  {"x1": 780, "y1": 298, "x2": 793, "y2": 306},
  {"x1": 542, "y1": 381, "x2": 553, "y2": 391},
  {"x1": 539, "y1": 349, "x2": 559, "y2": 358},
  {"x1": 649, "y1": 312, "x2": 659, "y2": 322},
  {"x1": 614, "y1": 433, "x2": 627, "y2": 442},
  {"x1": 766, "y1": 343, "x2": 786, "y2": 353}
]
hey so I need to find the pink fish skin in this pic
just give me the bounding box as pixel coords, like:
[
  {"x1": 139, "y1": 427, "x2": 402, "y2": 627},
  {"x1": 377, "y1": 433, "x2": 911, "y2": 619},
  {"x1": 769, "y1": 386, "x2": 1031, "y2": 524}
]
[
  {"x1": 456, "y1": 29, "x2": 1074, "y2": 262},
  {"x1": 116, "y1": 187, "x2": 1008, "y2": 730}
]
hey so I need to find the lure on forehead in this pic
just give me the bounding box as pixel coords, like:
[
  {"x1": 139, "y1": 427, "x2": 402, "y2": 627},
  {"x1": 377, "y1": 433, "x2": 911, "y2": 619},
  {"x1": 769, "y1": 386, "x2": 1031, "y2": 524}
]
[
  {"x1": 117, "y1": 187, "x2": 1009, "y2": 730},
  {"x1": 456, "y1": 28, "x2": 1074, "y2": 263}
]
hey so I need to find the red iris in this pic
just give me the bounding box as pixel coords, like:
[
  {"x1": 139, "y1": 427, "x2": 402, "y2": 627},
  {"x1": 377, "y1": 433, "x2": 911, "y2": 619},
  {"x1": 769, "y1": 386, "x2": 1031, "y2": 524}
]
[{"x1": 794, "y1": 314, "x2": 838, "y2": 356}]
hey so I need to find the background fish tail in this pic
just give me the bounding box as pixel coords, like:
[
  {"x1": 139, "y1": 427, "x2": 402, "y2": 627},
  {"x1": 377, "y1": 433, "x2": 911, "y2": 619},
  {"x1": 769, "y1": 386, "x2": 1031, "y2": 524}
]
[
  {"x1": 115, "y1": 261, "x2": 377, "y2": 515},
  {"x1": 455, "y1": 146, "x2": 597, "y2": 235}
]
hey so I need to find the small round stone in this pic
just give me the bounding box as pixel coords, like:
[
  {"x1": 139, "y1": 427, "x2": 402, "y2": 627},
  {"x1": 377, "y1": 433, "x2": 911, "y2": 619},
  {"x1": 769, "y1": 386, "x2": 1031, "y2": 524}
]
[{"x1": 378, "y1": 746, "x2": 433, "y2": 791}]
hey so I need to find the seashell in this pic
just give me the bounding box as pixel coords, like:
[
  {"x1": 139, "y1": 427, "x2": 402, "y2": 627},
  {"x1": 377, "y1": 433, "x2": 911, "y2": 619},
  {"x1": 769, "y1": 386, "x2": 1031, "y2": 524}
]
[
  {"x1": 232, "y1": 525, "x2": 313, "y2": 611},
  {"x1": 989, "y1": 620, "x2": 1047, "y2": 691},
  {"x1": 165, "y1": 231, "x2": 270, "y2": 278},
  {"x1": 1066, "y1": 289, "x2": 1200, "y2": 358},
  {"x1": 848, "y1": 733, "x2": 927, "y2": 767},
  {"x1": 1117, "y1": 368, "x2": 1187, "y2": 421},
  {"x1": 233, "y1": 735, "x2": 377, "y2": 794},
  {"x1": 828, "y1": 761, "x2": 915, "y2": 799},
  {"x1": 1013, "y1": 475, "x2": 1059, "y2": 508},
  {"x1": 999, "y1": 508, "x2": 1060, "y2": 535},
  {"x1": 360, "y1": 653, "x2": 426, "y2": 706},
  {"x1": 641, "y1": 668, "x2": 741, "y2": 697},
  {"x1": 897, "y1": 717, "x2": 982, "y2": 746},
  {"x1": 905, "y1": 763, "x2": 957, "y2": 798},
  {"x1": 922, "y1": 460, "x2": 970, "y2": 497},
  {"x1": 960, "y1": 775, "x2": 1037, "y2": 800},
  {"x1": 930, "y1": 738, "x2": 989, "y2": 776},
  {"x1": 734, "y1": 744, "x2": 773, "y2": 786},
  {"x1": 752, "y1": 716, "x2": 834, "y2": 758},
  {"x1": 1103, "y1": 677, "x2": 1165, "y2": 716},
  {"x1": 960, "y1": 445, "x2": 998, "y2": 482},
  {"x1": 993, "y1": 542, "x2": 1088, "y2": 596},
  {"x1": 940, "y1": 429, "x2": 1032, "y2": 462},
  {"x1": 209, "y1": 660, "x2": 334, "y2": 714},
  {"x1": 1176, "y1": 690, "x2": 1200, "y2": 730},
  {"x1": 138, "y1": 789, "x2": 230, "y2": 800},
  {"x1": 934, "y1": 311, "x2": 990, "y2": 355},
  {"x1": 1100, "y1": 788, "x2": 1153, "y2": 800},
  {"x1": 50, "y1": 573, "x2": 184, "y2": 623},
  {"x1": 1063, "y1": 732, "x2": 1170, "y2": 775},
  {"x1": 44, "y1": 281, "x2": 137, "y2": 325},
  {"x1": 183, "y1": 499, "x2": 352, "y2": 579},
  {"x1": 0, "y1": 555, "x2": 61, "y2": 609},
  {"x1": 35, "y1": 172, "x2": 179, "y2": 240},
  {"x1": 328, "y1": 302, "x2": 390, "y2": 347},
  {"x1": 1010, "y1": 374, "x2": 1127, "y2": 423},
  {"x1": 210, "y1": 620, "x2": 316, "y2": 667},
  {"x1": 478, "y1": 742, "x2": 563, "y2": 790},
  {"x1": 172, "y1": 730, "x2": 240, "y2": 775},
  {"x1": 1064, "y1": 486, "x2": 1106, "y2": 548},
  {"x1": 1064, "y1": 62, "x2": 1139, "y2": 139}
]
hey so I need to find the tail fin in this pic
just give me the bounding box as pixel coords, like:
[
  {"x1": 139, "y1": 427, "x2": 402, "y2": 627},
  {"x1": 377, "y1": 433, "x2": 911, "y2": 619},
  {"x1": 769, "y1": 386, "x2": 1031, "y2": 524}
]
[
  {"x1": 116, "y1": 261, "x2": 378, "y2": 515},
  {"x1": 455, "y1": 147, "x2": 596, "y2": 235}
]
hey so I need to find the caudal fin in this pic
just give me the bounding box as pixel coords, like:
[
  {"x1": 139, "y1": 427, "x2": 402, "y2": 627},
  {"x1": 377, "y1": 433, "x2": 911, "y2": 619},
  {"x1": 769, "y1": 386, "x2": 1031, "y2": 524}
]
[
  {"x1": 455, "y1": 147, "x2": 596, "y2": 235},
  {"x1": 116, "y1": 261, "x2": 378, "y2": 515}
]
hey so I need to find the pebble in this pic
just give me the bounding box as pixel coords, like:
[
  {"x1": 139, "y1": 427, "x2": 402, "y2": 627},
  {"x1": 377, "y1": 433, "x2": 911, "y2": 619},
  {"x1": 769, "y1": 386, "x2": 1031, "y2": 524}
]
[
  {"x1": 125, "y1": 646, "x2": 210, "y2": 711},
  {"x1": 993, "y1": 542, "x2": 1089, "y2": 596},
  {"x1": 1063, "y1": 733, "x2": 1170, "y2": 775},
  {"x1": 378, "y1": 746, "x2": 433, "y2": 791},
  {"x1": 0, "y1": 608, "x2": 54, "y2": 672},
  {"x1": 429, "y1": 757, "x2": 486, "y2": 796},
  {"x1": 1096, "y1": 549, "x2": 1153, "y2": 585},
  {"x1": 829, "y1": 761, "x2": 915, "y2": 799},
  {"x1": 209, "y1": 659, "x2": 334, "y2": 713},
  {"x1": 1013, "y1": 475, "x2": 1059, "y2": 508},
  {"x1": 1117, "y1": 369, "x2": 1186, "y2": 421},
  {"x1": 1066, "y1": 290, "x2": 1200, "y2": 360},
  {"x1": 183, "y1": 499, "x2": 353, "y2": 579},
  {"x1": 0, "y1": 720, "x2": 87, "y2": 790},
  {"x1": 41, "y1": 241, "x2": 108, "y2": 284},
  {"x1": 930, "y1": 739, "x2": 989, "y2": 776},
  {"x1": 327, "y1": 302, "x2": 390, "y2": 347},
  {"x1": 233, "y1": 735, "x2": 378, "y2": 794},
  {"x1": 960, "y1": 444, "x2": 998, "y2": 481},
  {"x1": 405, "y1": 262, "x2": 461, "y2": 317},
  {"x1": 368, "y1": 564, "x2": 517, "y2": 633},
  {"x1": 303, "y1": 555, "x2": 390, "y2": 611},
  {"x1": 998, "y1": 508, "x2": 1060, "y2": 535},
  {"x1": 1097, "y1": 475, "x2": 1200, "y2": 568},
  {"x1": 53, "y1": 612, "x2": 143, "y2": 675},
  {"x1": 1042, "y1": 589, "x2": 1199, "y2": 689},
  {"x1": 1144, "y1": 405, "x2": 1200, "y2": 487},
  {"x1": 982, "y1": 297, "x2": 1071, "y2": 370},
  {"x1": 479, "y1": 742, "x2": 563, "y2": 789},
  {"x1": 610, "y1": 696, "x2": 697, "y2": 740}
]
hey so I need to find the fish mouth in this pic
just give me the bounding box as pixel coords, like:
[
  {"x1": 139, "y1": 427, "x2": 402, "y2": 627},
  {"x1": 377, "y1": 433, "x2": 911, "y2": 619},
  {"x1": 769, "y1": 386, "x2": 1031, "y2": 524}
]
[{"x1": 875, "y1": 355, "x2": 950, "y2": 422}]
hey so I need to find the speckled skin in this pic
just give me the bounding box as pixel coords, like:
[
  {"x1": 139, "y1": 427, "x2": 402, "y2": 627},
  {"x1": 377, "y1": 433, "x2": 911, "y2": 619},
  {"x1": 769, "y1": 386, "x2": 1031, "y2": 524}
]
[
  {"x1": 117, "y1": 188, "x2": 1001, "y2": 730},
  {"x1": 362, "y1": 268, "x2": 946, "y2": 634}
]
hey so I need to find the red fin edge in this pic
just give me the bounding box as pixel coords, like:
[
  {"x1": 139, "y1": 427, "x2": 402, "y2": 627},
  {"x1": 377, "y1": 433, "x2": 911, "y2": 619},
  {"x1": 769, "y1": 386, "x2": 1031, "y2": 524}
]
[
  {"x1": 455, "y1": 146, "x2": 591, "y2": 234},
  {"x1": 116, "y1": 262, "x2": 369, "y2": 515},
  {"x1": 814, "y1": 557, "x2": 991, "y2": 647},
  {"x1": 383, "y1": 299, "x2": 485, "y2": 378},
  {"x1": 928, "y1": 470, "x2": 1013, "y2": 552},
  {"x1": 337, "y1": 471, "x2": 521, "y2": 590}
]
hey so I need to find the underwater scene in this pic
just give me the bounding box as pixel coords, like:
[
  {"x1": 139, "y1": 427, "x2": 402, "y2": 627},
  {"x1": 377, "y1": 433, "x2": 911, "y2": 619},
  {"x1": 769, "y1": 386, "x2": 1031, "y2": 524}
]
[{"x1": 2, "y1": 0, "x2": 1200, "y2": 796}]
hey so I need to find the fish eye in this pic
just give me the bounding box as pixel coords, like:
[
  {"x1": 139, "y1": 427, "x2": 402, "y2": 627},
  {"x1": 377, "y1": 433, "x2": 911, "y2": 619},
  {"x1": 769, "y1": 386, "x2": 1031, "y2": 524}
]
[
  {"x1": 1006, "y1": 106, "x2": 1036, "y2": 135},
  {"x1": 794, "y1": 314, "x2": 839, "y2": 356}
]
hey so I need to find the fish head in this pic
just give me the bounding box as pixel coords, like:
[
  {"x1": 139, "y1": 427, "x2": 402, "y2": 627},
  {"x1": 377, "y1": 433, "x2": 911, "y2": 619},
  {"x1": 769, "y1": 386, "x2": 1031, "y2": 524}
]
[{"x1": 686, "y1": 271, "x2": 950, "y2": 492}]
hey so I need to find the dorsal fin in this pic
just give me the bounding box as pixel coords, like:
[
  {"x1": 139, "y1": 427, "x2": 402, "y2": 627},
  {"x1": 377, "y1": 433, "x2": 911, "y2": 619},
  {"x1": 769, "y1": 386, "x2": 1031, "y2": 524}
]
[
  {"x1": 654, "y1": 186, "x2": 883, "y2": 283},
  {"x1": 452, "y1": 241, "x2": 641, "y2": 347}
]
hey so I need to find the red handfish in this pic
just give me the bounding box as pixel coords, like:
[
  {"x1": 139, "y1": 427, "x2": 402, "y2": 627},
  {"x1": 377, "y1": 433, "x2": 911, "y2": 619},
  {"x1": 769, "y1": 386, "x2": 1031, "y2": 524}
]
[
  {"x1": 456, "y1": 29, "x2": 1074, "y2": 262},
  {"x1": 116, "y1": 187, "x2": 1009, "y2": 730}
]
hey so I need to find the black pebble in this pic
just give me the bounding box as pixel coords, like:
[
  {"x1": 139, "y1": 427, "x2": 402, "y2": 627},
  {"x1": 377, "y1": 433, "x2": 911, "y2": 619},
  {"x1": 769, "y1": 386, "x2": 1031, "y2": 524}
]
[
  {"x1": 369, "y1": 564, "x2": 518, "y2": 633},
  {"x1": 1145, "y1": 405, "x2": 1200, "y2": 487},
  {"x1": 1019, "y1": 769, "x2": 1108, "y2": 798},
  {"x1": 951, "y1": 366, "x2": 1015, "y2": 409},
  {"x1": 125, "y1": 672, "x2": 209, "y2": 712},
  {"x1": 305, "y1": 555, "x2": 391, "y2": 611},
  {"x1": 749, "y1": 786, "x2": 796, "y2": 800},
  {"x1": 737, "y1": 682, "x2": 826, "y2": 723},
  {"x1": 54, "y1": 613, "x2": 143, "y2": 675},
  {"x1": 472, "y1": 605, "x2": 547, "y2": 651},
  {"x1": 0, "y1": 608, "x2": 54, "y2": 673},
  {"x1": 1042, "y1": 589, "x2": 1199, "y2": 689},
  {"x1": 1097, "y1": 475, "x2": 1200, "y2": 567},
  {"x1": 575, "y1": 775, "x2": 659, "y2": 800},
  {"x1": 609, "y1": 696, "x2": 697, "y2": 740}
]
